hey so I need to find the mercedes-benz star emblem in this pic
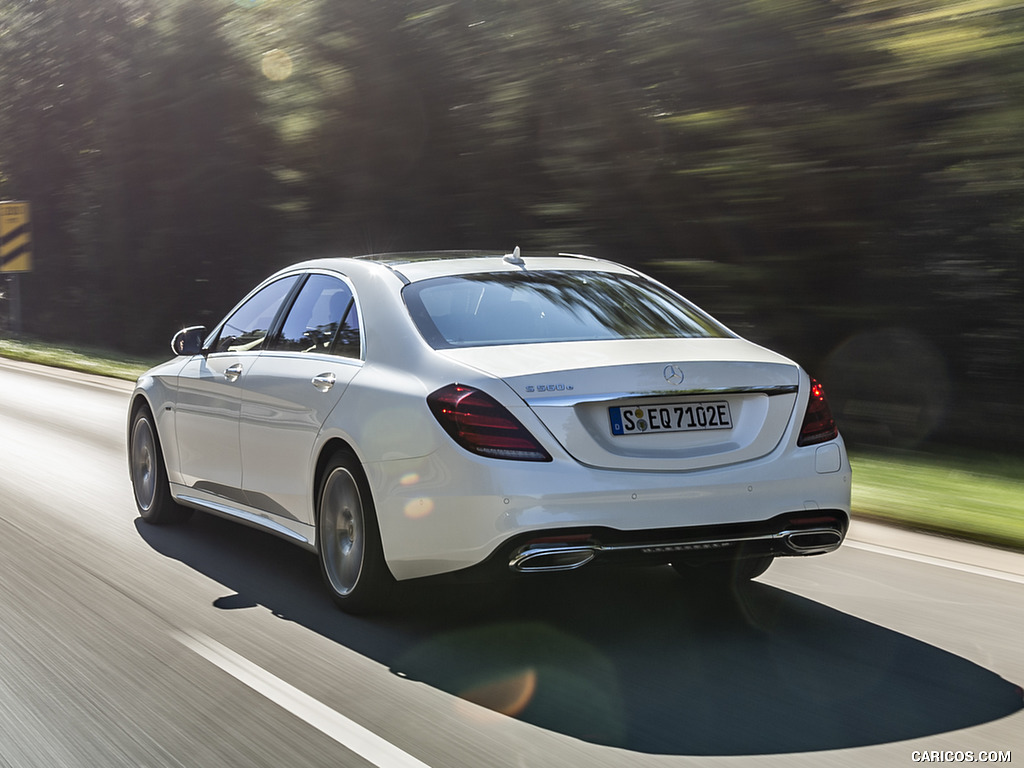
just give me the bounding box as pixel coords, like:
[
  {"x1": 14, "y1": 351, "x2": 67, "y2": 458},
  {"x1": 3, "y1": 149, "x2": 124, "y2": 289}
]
[{"x1": 663, "y1": 364, "x2": 684, "y2": 385}]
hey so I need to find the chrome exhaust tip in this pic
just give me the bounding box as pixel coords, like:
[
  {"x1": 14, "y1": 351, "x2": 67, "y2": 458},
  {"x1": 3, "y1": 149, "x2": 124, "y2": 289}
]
[
  {"x1": 784, "y1": 528, "x2": 843, "y2": 554},
  {"x1": 509, "y1": 545, "x2": 596, "y2": 573}
]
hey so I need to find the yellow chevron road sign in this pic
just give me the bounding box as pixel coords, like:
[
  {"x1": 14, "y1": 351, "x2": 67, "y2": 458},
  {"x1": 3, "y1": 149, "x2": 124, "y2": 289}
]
[{"x1": 1, "y1": 201, "x2": 32, "y2": 273}]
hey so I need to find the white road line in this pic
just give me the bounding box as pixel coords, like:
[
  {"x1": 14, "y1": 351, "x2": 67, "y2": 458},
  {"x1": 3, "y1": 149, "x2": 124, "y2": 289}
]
[
  {"x1": 177, "y1": 632, "x2": 432, "y2": 768},
  {"x1": 844, "y1": 540, "x2": 1024, "y2": 585}
]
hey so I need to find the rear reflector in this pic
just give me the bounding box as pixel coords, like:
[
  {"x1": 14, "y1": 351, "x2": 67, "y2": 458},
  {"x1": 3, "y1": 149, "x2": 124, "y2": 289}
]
[
  {"x1": 798, "y1": 378, "x2": 839, "y2": 446},
  {"x1": 428, "y1": 384, "x2": 552, "y2": 462}
]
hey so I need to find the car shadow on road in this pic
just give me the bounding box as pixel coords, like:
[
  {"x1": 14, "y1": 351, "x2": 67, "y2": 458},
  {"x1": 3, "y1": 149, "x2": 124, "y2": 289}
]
[{"x1": 137, "y1": 513, "x2": 1023, "y2": 756}]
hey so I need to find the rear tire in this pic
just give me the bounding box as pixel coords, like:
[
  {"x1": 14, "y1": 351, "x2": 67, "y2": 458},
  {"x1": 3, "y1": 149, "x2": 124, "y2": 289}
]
[
  {"x1": 672, "y1": 555, "x2": 774, "y2": 588},
  {"x1": 129, "y1": 406, "x2": 192, "y2": 525},
  {"x1": 316, "y1": 450, "x2": 394, "y2": 614}
]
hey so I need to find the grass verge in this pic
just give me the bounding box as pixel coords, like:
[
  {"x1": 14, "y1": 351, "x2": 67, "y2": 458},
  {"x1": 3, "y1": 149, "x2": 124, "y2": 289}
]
[
  {"x1": 2, "y1": 336, "x2": 1022, "y2": 552},
  {"x1": 850, "y1": 451, "x2": 1024, "y2": 552},
  {"x1": 0, "y1": 336, "x2": 158, "y2": 381}
]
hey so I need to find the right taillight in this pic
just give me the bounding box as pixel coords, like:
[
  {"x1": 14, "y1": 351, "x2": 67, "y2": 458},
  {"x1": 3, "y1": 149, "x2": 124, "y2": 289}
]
[
  {"x1": 427, "y1": 384, "x2": 552, "y2": 462},
  {"x1": 798, "y1": 378, "x2": 839, "y2": 446}
]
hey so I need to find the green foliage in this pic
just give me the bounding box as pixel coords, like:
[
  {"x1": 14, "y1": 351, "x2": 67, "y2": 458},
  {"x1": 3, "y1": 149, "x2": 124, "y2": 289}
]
[
  {"x1": 851, "y1": 451, "x2": 1024, "y2": 551},
  {"x1": 0, "y1": 337, "x2": 156, "y2": 380},
  {"x1": 1, "y1": 0, "x2": 1022, "y2": 448}
]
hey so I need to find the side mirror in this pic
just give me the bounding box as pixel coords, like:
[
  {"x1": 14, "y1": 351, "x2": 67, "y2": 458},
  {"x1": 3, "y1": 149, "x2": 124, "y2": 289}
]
[{"x1": 171, "y1": 325, "x2": 207, "y2": 356}]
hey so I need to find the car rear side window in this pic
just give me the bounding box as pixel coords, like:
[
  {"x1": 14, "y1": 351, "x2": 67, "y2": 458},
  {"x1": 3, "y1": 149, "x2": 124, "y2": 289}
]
[
  {"x1": 403, "y1": 270, "x2": 731, "y2": 349},
  {"x1": 271, "y1": 274, "x2": 361, "y2": 359}
]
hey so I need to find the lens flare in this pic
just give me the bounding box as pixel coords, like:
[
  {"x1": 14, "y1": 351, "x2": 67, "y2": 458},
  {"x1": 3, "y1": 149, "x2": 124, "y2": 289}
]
[
  {"x1": 404, "y1": 497, "x2": 434, "y2": 519},
  {"x1": 261, "y1": 49, "x2": 293, "y2": 81},
  {"x1": 459, "y1": 668, "x2": 538, "y2": 717}
]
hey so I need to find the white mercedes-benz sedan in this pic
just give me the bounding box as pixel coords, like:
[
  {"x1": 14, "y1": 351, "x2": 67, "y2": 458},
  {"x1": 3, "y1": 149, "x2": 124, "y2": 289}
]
[{"x1": 128, "y1": 250, "x2": 851, "y2": 612}]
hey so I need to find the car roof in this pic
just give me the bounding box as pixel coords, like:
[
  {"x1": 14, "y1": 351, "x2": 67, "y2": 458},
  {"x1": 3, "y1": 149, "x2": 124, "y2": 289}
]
[{"x1": 292, "y1": 250, "x2": 637, "y2": 284}]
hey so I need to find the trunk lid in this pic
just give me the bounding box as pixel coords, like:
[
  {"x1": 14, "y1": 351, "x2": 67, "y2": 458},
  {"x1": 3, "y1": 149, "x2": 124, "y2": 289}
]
[{"x1": 440, "y1": 338, "x2": 800, "y2": 471}]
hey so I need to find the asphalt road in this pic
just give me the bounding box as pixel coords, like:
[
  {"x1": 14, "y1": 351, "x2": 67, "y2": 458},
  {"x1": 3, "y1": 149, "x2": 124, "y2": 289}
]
[{"x1": 0, "y1": 357, "x2": 1021, "y2": 767}]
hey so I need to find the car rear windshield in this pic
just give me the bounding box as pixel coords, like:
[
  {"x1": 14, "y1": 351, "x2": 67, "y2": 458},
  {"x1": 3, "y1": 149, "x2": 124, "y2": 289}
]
[{"x1": 403, "y1": 270, "x2": 732, "y2": 349}]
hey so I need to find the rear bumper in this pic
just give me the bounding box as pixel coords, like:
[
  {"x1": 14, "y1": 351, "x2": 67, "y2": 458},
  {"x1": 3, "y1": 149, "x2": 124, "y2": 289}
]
[{"x1": 370, "y1": 435, "x2": 852, "y2": 581}]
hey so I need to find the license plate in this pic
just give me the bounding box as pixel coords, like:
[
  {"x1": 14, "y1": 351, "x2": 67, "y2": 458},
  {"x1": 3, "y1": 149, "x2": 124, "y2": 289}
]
[{"x1": 609, "y1": 401, "x2": 733, "y2": 436}]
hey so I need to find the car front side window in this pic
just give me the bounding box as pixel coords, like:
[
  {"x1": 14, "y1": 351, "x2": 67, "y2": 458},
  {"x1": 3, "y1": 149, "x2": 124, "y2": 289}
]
[{"x1": 212, "y1": 276, "x2": 300, "y2": 354}]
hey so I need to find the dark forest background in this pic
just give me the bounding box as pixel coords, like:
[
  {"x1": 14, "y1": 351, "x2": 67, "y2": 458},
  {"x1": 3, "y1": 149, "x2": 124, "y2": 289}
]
[{"x1": 1, "y1": 0, "x2": 1022, "y2": 451}]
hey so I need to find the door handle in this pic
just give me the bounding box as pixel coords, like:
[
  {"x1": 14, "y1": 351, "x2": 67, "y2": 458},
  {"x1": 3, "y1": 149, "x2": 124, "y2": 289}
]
[
  {"x1": 312, "y1": 372, "x2": 336, "y2": 392},
  {"x1": 224, "y1": 363, "x2": 243, "y2": 382}
]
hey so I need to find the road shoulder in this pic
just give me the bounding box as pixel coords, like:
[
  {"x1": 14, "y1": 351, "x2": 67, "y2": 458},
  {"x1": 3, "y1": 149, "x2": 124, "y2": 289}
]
[
  {"x1": 0, "y1": 355, "x2": 135, "y2": 393},
  {"x1": 847, "y1": 517, "x2": 1024, "y2": 580}
]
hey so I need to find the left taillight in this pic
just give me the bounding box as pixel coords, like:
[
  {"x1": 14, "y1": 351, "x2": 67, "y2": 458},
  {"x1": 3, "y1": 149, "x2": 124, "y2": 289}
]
[
  {"x1": 427, "y1": 384, "x2": 552, "y2": 462},
  {"x1": 798, "y1": 378, "x2": 839, "y2": 446}
]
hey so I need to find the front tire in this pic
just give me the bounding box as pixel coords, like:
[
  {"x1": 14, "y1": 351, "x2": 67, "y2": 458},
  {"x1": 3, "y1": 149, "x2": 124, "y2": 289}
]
[
  {"x1": 317, "y1": 450, "x2": 393, "y2": 614},
  {"x1": 129, "y1": 406, "x2": 192, "y2": 525}
]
